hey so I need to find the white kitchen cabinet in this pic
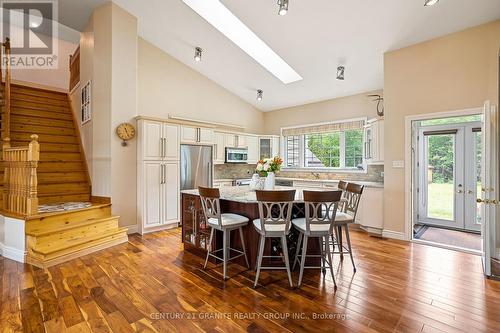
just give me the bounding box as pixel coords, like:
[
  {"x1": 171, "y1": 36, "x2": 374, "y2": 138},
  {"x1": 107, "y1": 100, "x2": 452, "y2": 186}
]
[
  {"x1": 181, "y1": 126, "x2": 214, "y2": 145},
  {"x1": 140, "y1": 120, "x2": 179, "y2": 161},
  {"x1": 246, "y1": 135, "x2": 259, "y2": 164},
  {"x1": 163, "y1": 162, "x2": 180, "y2": 223},
  {"x1": 138, "y1": 161, "x2": 180, "y2": 234},
  {"x1": 142, "y1": 161, "x2": 163, "y2": 228},
  {"x1": 224, "y1": 133, "x2": 247, "y2": 148},
  {"x1": 138, "y1": 118, "x2": 181, "y2": 234},
  {"x1": 356, "y1": 187, "x2": 384, "y2": 234},
  {"x1": 364, "y1": 118, "x2": 384, "y2": 165},
  {"x1": 259, "y1": 136, "x2": 280, "y2": 159},
  {"x1": 214, "y1": 132, "x2": 226, "y2": 164}
]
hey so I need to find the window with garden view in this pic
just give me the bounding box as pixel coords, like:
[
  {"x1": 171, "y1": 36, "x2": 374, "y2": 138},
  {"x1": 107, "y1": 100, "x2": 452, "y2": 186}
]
[{"x1": 283, "y1": 124, "x2": 364, "y2": 170}]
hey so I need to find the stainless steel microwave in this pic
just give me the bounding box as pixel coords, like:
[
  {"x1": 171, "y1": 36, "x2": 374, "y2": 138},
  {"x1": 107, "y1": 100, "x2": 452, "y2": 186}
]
[{"x1": 225, "y1": 147, "x2": 248, "y2": 163}]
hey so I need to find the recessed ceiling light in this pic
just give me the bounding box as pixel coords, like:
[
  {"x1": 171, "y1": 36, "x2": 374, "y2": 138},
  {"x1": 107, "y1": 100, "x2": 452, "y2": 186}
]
[
  {"x1": 194, "y1": 47, "x2": 202, "y2": 62},
  {"x1": 424, "y1": 0, "x2": 439, "y2": 6},
  {"x1": 182, "y1": 0, "x2": 302, "y2": 84},
  {"x1": 257, "y1": 89, "x2": 263, "y2": 101},
  {"x1": 278, "y1": 0, "x2": 289, "y2": 16}
]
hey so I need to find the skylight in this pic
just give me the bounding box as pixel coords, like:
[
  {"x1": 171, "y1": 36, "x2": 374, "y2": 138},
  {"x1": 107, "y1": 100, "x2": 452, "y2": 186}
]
[{"x1": 182, "y1": 0, "x2": 303, "y2": 84}]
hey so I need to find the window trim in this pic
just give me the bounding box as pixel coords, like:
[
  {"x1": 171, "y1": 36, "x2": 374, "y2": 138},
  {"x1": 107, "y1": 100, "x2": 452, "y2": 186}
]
[{"x1": 280, "y1": 117, "x2": 367, "y2": 172}]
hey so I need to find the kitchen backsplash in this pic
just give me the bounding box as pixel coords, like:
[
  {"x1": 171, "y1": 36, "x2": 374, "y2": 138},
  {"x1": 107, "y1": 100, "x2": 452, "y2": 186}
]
[
  {"x1": 215, "y1": 164, "x2": 257, "y2": 180},
  {"x1": 215, "y1": 164, "x2": 384, "y2": 182}
]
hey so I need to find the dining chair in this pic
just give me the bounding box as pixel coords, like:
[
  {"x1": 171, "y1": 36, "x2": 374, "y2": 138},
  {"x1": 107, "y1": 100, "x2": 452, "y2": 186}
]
[
  {"x1": 332, "y1": 183, "x2": 364, "y2": 272},
  {"x1": 199, "y1": 186, "x2": 250, "y2": 280},
  {"x1": 291, "y1": 190, "x2": 342, "y2": 288},
  {"x1": 253, "y1": 189, "x2": 296, "y2": 288}
]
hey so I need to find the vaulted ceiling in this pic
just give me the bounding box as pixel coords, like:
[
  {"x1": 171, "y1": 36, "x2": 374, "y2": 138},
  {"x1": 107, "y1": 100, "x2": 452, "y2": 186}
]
[{"x1": 59, "y1": 0, "x2": 500, "y2": 111}]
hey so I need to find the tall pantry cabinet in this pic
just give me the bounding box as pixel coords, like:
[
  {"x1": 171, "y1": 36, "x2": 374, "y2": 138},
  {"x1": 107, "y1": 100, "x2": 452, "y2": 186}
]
[{"x1": 137, "y1": 118, "x2": 180, "y2": 234}]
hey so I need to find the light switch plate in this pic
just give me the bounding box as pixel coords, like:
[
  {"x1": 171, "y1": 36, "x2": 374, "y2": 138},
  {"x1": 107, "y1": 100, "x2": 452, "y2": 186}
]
[{"x1": 392, "y1": 160, "x2": 404, "y2": 168}]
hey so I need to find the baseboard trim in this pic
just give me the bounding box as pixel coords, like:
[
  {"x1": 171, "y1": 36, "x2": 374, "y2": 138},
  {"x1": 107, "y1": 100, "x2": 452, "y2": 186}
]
[
  {"x1": 382, "y1": 230, "x2": 407, "y2": 241},
  {"x1": 0, "y1": 243, "x2": 26, "y2": 263},
  {"x1": 126, "y1": 224, "x2": 139, "y2": 235}
]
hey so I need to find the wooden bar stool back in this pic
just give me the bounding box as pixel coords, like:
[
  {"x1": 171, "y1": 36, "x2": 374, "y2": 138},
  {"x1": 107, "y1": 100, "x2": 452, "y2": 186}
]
[
  {"x1": 199, "y1": 186, "x2": 250, "y2": 280},
  {"x1": 292, "y1": 190, "x2": 342, "y2": 288},
  {"x1": 253, "y1": 190, "x2": 296, "y2": 288}
]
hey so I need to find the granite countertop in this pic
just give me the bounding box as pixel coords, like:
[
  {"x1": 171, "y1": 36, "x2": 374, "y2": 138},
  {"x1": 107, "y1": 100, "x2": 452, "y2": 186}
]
[
  {"x1": 181, "y1": 185, "x2": 330, "y2": 203},
  {"x1": 213, "y1": 177, "x2": 384, "y2": 188}
]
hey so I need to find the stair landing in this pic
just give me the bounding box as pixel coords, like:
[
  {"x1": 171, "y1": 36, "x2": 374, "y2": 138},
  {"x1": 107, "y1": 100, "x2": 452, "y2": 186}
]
[{"x1": 24, "y1": 203, "x2": 128, "y2": 268}]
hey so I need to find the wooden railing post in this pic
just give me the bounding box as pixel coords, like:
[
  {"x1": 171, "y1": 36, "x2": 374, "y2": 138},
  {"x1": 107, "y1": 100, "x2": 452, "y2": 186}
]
[
  {"x1": 2, "y1": 37, "x2": 11, "y2": 141},
  {"x1": 2, "y1": 135, "x2": 40, "y2": 216}
]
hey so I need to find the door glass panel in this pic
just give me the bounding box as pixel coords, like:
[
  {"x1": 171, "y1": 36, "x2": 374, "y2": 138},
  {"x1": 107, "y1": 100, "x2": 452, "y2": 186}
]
[
  {"x1": 426, "y1": 134, "x2": 455, "y2": 220},
  {"x1": 475, "y1": 130, "x2": 482, "y2": 225}
]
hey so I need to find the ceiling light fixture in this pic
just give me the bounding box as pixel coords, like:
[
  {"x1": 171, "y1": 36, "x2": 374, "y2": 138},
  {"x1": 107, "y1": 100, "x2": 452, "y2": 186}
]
[
  {"x1": 424, "y1": 0, "x2": 439, "y2": 6},
  {"x1": 182, "y1": 0, "x2": 302, "y2": 84},
  {"x1": 256, "y1": 90, "x2": 263, "y2": 101},
  {"x1": 277, "y1": 0, "x2": 289, "y2": 16},
  {"x1": 336, "y1": 66, "x2": 345, "y2": 80},
  {"x1": 194, "y1": 47, "x2": 203, "y2": 62}
]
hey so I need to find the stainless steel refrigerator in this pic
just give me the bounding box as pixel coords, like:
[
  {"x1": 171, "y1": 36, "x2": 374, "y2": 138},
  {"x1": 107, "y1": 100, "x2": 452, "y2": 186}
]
[{"x1": 180, "y1": 145, "x2": 213, "y2": 190}]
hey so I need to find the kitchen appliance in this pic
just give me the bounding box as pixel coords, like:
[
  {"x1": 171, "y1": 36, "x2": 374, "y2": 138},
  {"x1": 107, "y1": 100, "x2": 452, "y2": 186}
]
[
  {"x1": 180, "y1": 145, "x2": 213, "y2": 190},
  {"x1": 226, "y1": 147, "x2": 248, "y2": 163}
]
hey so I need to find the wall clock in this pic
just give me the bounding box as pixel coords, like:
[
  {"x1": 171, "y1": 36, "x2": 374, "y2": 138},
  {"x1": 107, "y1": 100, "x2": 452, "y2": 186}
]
[{"x1": 116, "y1": 122, "x2": 136, "y2": 146}]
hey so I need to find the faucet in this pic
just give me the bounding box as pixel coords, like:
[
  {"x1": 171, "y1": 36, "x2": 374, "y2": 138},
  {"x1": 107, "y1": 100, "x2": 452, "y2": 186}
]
[{"x1": 311, "y1": 172, "x2": 320, "y2": 180}]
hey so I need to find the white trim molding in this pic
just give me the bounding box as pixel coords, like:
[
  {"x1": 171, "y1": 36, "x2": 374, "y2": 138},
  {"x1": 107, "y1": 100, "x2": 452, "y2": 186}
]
[
  {"x1": 126, "y1": 225, "x2": 139, "y2": 235},
  {"x1": 382, "y1": 230, "x2": 406, "y2": 240},
  {"x1": 0, "y1": 243, "x2": 26, "y2": 263}
]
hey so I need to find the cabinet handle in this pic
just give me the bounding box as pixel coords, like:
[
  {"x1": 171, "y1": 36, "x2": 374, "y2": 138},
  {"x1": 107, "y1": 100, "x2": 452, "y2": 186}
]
[
  {"x1": 197, "y1": 128, "x2": 200, "y2": 143},
  {"x1": 163, "y1": 138, "x2": 167, "y2": 157},
  {"x1": 160, "y1": 138, "x2": 164, "y2": 158}
]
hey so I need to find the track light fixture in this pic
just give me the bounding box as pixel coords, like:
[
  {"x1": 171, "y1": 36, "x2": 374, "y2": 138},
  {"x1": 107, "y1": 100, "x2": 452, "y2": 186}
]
[
  {"x1": 336, "y1": 66, "x2": 345, "y2": 80},
  {"x1": 424, "y1": 0, "x2": 439, "y2": 6},
  {"x1": 277, "y1": 0, "x2": 289, "y2": 16},
  {"x1": 257, "y1": 90, "x2": 263, "y2": 101},
  {"x1": 194, "y1": 47, "x2": 203, "y2": 62}
]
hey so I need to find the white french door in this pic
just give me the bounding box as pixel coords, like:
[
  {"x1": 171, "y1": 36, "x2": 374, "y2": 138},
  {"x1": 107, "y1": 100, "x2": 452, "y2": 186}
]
[
  {"x1": 479, "y1": 101, "x2": 497, "y2": 276},
  {"x1": 417, "y1": 122, "x2": 482, "y2": 231}
]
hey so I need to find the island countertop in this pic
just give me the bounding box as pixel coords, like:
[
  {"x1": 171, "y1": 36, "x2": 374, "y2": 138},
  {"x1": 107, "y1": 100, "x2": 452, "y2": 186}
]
[{"x1": 180, "y1": 185, "x2": 330, "y2": 204}]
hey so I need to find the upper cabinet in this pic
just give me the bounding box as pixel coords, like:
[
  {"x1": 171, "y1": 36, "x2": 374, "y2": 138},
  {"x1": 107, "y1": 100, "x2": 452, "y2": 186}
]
[
  {"x1": 224, "y1": 133, "x2": 247, "y2": 148},
  {"x1": 246, "y1": 136, "x2": 259, "y2": 164},
  {"x1": 259, "y1": 136, "x2": 280, "y2": 160},
  {"x1": 181, "y1": 126, "x2": 214, "y2": 145},
  {"x1": 214, "y1": 132, "x2": 226, "y2": 164},
  {"x1": 140, "y1": 120, "x2": 179, "y2": 161},
  {"x1": 364, "y1": 118, "x2": 384, "y2": 165}
]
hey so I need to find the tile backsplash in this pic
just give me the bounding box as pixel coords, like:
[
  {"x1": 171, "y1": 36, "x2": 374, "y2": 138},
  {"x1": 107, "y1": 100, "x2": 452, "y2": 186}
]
[{"x1": 215, "y1": 164, "x2": 384, "y2": 182}]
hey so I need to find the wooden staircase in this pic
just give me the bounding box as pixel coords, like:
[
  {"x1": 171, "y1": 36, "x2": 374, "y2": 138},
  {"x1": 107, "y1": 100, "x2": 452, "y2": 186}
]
[
  {"x1": 0, "y1": 41, "x2": 128, "y2": 268},
  {"x1": 25, "y1": 203, "x2": 128, "y2": 267},
  {"x1": 0, "y1": 83, "x2": 91, "y2": 205}
]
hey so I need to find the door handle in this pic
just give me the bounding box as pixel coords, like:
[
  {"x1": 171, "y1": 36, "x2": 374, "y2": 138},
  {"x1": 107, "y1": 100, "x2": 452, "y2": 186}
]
[{"x1": 457, "y1": 190, "x2": 463, "y2": 193}]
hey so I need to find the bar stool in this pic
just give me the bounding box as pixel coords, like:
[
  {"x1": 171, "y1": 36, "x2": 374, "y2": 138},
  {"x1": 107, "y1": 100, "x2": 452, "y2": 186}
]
[
  {"x1": 253, "y1": 190, "x2": 296, "y2": 288},
  {"x1": 199, "y1": 187, "x2": 250, "y2": 280},
  {"x1": 292, "y1": 190, "x2": 342, "y2": 288},
  {"x1": 332, "y1": 183, "x2": 364, "y2": 273}
]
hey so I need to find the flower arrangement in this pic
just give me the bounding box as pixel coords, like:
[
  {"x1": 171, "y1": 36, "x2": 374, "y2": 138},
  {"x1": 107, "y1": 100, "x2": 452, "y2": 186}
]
[{"x1": 255, "y1": 156, "x2": 283, "y2": 177}]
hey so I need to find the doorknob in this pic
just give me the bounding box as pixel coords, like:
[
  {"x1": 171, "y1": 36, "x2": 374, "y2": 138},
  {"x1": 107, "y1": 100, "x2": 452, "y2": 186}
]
[
  {"x1": 467, "y1": 190, "x2": 474, "y2": 194},
  {"x1": 477, "y1": 198, "x2": 490, "y2": 204}
]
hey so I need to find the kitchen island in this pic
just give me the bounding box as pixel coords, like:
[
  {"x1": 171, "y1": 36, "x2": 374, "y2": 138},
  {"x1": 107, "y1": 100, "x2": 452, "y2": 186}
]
[{"x1": 181, "y1": 186, "x2": 324, "y2": 269}]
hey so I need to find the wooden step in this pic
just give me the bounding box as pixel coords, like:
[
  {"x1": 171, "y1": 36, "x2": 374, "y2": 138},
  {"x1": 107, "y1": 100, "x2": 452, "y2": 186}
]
[
  {"x1": 11, "y1": 91, "x2": 70, "y2": 105},
  {"x1": 11, "y1": 100, "x2": 71, "y2": 113},
  {"x1": 37, "y1": 161, "x2": 87, "y2": 173},
  {"x1": 27, "y1": 215, "x2": 119, "y2": 237},
  {"x1": 26, "y1": 203, "x2": 111, "y2": 230},
  {"x1": 38, "y1": 194, "x2": 91, "y2": 205},
  {"x1": 10, "y1": 107, "x2": 74, "y2": 120},
  {"x1": 11, "y1": 123, "x2": 76, "y2": 136},
  {"x1": 11, "y1": 84, "x2": 68, "y2": 100},
  {"x1": 0, "y1": 172, "x2": 87, "y2": 184},
  {"x1": 31, "y1": 227, "x2": 127, "y2": 256},
  {"x1": 10, "y1": 141, "x2": 80, "y2": 153},
  {"x1": 39, "y1": 152, "x2": 83, "y2": 162},
  {"x1": 10, "y1": 132, "x2": 78, "y2": 144},
  {"x1": 11, "y1": 114, "x2": 74, "y2": 129},
  {"x1": 38, "y1": 182, "x2": 90, "y2": 196}
]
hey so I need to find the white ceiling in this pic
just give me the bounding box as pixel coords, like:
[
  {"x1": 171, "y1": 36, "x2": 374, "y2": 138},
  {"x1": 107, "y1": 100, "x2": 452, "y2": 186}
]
[{"x1": 60, "y1": 0, "x2": 500, "y2": 111}]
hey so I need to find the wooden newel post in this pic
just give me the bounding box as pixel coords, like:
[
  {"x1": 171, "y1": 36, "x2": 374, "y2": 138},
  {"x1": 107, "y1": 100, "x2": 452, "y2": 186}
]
[
  {"x1": 27, "y1": 134, "x2": 39, "y2": 215},
  {"x1": 2, "y1": 137, "x2": 10, "y2": 208}
]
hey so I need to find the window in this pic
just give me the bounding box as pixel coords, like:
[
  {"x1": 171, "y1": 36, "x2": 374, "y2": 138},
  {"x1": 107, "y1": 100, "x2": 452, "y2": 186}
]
[{"x1": 282, "y1": 119, "x2": 365, "y2": 170}]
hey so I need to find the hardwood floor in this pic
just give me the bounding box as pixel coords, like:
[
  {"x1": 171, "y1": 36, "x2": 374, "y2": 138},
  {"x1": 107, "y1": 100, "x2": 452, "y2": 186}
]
[{"x1": 1, "y1": 228, "x2": 499, "y2": 333}]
